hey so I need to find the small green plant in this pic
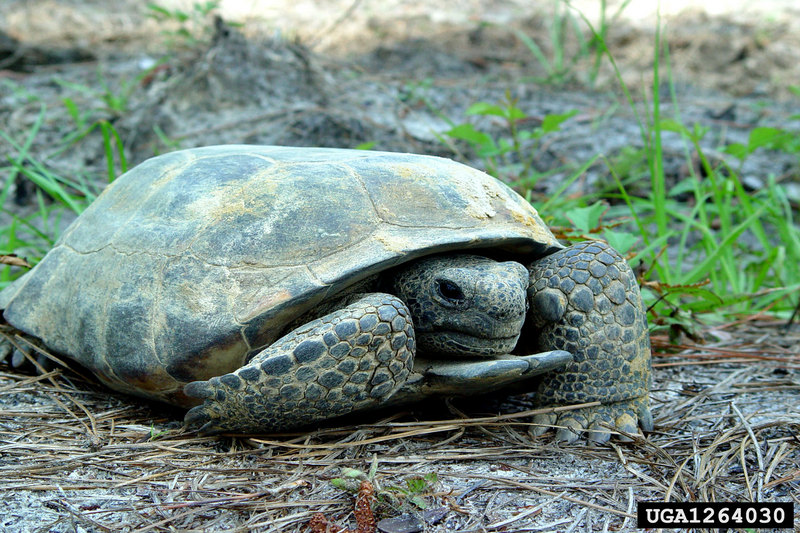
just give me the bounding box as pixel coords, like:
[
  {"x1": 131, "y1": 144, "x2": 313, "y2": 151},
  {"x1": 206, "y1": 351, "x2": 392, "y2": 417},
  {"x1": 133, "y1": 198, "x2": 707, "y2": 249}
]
[
  {"x1": 148, "y1": 423, "x2": 169, "y2": 441},
  {"x1": 514, "y1": 3, "x2": 586, "y2": 85},
  {"x1": 444, "y1": 91, "x2": 577, "y2": 188},
  {"x1": 153, "y1": 125, "x2": 184, "y2": 154},
  {"x1": 147, "y1": 1, "x2": 238, "y2": 48},
  {"x1": 1, "y1": 104, "x2": 104, "y2": 212},
  {"x1": 329, "y1": 461, "x2": 440, "y2": 513},
  {"x1": 556, "y1": 201, "x2": 639, "y2": 254},
  {"x1": 51, "y1": 64, "x2": 170, "y2": 181},
  {"x1": 398, "y1": 78, "x2": 435, "y2": 107},
  {"x1": 383, "y1": 472, "x2": 438, "y2": 510},
  {"x1": 723, "y1": 125, "x2": 800, "y2": 166},
  {"x1": 581, "y1": 0, "x2": 633, "y2": 83},
  {"x1": 354, "y1": 141, "x2": 377, "y2": 150}
]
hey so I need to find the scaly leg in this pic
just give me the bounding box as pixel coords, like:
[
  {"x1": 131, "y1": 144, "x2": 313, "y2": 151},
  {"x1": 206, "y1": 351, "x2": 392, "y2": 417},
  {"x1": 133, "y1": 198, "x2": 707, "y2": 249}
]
[
  {"x1": 527, "y1": 241, "x2": 653, "y2": 443},
  {"x1": 184, "y1": 293, "x2": 414, "y2": 434}
]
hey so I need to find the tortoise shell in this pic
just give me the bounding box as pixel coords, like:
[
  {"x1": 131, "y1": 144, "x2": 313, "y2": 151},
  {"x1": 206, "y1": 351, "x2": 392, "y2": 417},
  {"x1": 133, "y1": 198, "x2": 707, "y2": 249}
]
[{"x1": 0, "y1": 145, "x2": 563, "y2": 405}]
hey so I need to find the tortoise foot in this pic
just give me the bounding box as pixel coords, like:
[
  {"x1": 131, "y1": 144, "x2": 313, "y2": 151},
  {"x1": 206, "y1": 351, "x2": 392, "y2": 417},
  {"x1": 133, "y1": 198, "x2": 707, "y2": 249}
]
[
  {"x1": 184, "y1": 293, "x2": 415, "y2": 434},
  {"x1": 0, "y1": 327, "x2": 53, "y2": 373},
  {"x1": 527, "y1": 241, "x2": 652, "y2": 442},
  {"x1": 529, "y1": 395, "x2": 652, "y2": 443}
]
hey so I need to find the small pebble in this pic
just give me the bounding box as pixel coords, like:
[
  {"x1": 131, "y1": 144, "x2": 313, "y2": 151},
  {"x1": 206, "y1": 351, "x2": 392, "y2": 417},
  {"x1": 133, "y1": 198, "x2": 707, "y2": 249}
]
[
  {"x1": 377, "y1": 513, "x2": 425, "y2": 533},
  {"x1": 422, "y1": 507, "x2": 449, "y2": 524}
]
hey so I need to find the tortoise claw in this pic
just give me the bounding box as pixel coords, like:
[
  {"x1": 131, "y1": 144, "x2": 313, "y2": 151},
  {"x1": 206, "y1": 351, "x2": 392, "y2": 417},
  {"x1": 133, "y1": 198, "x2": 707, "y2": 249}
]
[
  {"x1": 0, "y1": 341, "x2": 11, "y2": 363},
  {"x1": 587, "y1": 422, "x2": 612, "y2": 444},
  {"x1": 184, "y1": 379, "x2": 229, "y2": 434},
  {"x1": 197, "y1": 420, "x2": 221, "y2": 436},
  {"x1": 184, "y1": 379, "x2": 216, "y2": 400},
  {"x1": 554, "y1": 418, "x2": 584, "y2": 444},
  {"x1": 528, "y1": 396, "x2": 651, "y2": 443},
  {"x1": 615, "y1": 416, "x2": 639, "y2": 442},
  {"x1": 1, "y1": 334, "x2": 57, "y2": 374},
  {"x1": 530, "y1": 412, "x2": 557, "y2": 437},
  {"x1": 638, "y1": 401, "x2": 654, "y2": 432},
  {"x1": 184, "y1": 404, "x2": 211, "y2": 426},
  {"x1": 11, "y1": 349, "x2": 26, "y2": 368},
  {"x1": 184, "y1": 402, "x2": 226, "y2": 435}
]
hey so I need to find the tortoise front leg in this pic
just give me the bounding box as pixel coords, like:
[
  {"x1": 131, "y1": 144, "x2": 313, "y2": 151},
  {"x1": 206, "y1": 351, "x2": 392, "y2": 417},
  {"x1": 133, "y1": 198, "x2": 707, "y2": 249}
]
[
  {"x1": 527, "y1": 241, "x2": 653, "y2": 443},
  {"x1": 184, "y1": 293, "x2": 414, "y2": 434}
]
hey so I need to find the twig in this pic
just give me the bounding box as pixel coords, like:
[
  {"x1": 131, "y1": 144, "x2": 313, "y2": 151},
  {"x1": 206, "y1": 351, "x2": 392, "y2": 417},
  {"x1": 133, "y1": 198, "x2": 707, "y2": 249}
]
[{"x1": 730, "y1": 401, "x2": 765, "y2": 502}]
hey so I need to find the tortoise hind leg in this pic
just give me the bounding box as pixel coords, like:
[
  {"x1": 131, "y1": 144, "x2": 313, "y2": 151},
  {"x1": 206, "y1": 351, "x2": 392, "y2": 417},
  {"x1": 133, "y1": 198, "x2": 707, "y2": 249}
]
[
  {"x1": 527, "y1": 241, "x2": 652, "y2": 443},
  {"x1": 0, "y1": 327, "x2": 56, "y2": 373},
  {"x1": 184, "y1": 293, "x2": 414, "y2": 434}
]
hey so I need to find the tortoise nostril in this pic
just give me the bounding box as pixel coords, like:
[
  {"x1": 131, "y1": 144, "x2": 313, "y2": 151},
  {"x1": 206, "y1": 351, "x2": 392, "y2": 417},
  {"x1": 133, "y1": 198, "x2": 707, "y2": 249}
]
[{"x1": 436, "y1": 278, "x2": 465, "y2": 302}]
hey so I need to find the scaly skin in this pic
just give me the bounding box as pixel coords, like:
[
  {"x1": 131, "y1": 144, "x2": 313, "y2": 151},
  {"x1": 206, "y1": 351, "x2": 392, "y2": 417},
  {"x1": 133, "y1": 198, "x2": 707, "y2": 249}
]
[
  {"x1": 185, "y1": 293, "x2": 415, "y2": 434},
  {"x1": 527, "y1": 241, "x2": 652, "y2": 443}
]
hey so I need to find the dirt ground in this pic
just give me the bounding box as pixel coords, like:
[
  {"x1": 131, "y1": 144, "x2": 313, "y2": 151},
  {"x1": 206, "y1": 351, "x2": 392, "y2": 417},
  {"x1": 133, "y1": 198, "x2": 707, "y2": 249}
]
[{"x1": 1, "y1": 1, "x2": 799, "y2": 532}]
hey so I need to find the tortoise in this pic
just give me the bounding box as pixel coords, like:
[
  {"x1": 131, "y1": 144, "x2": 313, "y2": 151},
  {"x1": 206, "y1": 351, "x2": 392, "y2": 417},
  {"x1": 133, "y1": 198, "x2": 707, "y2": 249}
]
[{"x1": 0, "y1": 145, "x2": 652, "y2": 442}]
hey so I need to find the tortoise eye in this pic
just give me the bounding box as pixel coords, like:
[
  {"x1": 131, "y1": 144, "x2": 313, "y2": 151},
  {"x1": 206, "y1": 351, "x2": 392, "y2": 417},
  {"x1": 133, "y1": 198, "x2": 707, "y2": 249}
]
[{"x1": 436, "y1": 279, "x2": 465, "y2": 302}]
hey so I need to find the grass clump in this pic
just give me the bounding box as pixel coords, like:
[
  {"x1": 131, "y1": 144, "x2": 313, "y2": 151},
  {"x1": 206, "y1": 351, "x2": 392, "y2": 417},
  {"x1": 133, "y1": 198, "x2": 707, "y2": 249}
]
[
  {"x1": 629, "y1": 117, "x2": 800, "y2": 319},
  {"x1": 447, "y1": 4, "x2": 800, "y2": 324},
  {"x1": 0, "y1": 96, "x2": 114, "y2": 282},
  {"x1": 616, "y1": 17, "x2": 800, "y2": 321},
  {"x1": 0, "y1": 45, "x2": 162, "y2": 284},
  {"x1": 514, "y1": 0, "x2": 633, "y2": 86}
]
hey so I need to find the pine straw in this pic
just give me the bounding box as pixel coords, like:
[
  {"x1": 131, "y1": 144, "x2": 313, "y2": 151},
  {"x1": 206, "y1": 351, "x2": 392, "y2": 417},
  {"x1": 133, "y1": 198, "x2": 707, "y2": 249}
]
[{"x1": 2, "y1": 319, "x2": 799, "y2": 532}]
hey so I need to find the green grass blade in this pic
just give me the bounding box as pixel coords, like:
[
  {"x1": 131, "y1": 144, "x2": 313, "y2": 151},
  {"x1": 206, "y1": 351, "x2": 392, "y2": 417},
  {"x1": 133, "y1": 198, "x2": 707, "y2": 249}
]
[
  {"x1": 682, "y1": 205, "x2": 768, "y2": 285},
  {"x1": 513, "y1": 29, "x2": 552, "y2": 75}
]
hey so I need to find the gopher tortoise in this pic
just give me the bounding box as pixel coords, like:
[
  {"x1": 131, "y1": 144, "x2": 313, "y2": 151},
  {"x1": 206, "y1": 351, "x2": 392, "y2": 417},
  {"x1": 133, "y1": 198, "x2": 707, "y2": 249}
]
[{"x1": 0, "y1": 145, "x2": 651, "y2": 441}]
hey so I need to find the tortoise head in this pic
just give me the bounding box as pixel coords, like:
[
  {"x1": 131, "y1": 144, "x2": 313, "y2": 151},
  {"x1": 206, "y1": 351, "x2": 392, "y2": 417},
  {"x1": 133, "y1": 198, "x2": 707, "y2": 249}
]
[{"x1": 386, "y1": 254, "x2": 528, "y2": 357}]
